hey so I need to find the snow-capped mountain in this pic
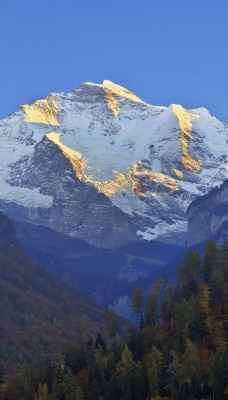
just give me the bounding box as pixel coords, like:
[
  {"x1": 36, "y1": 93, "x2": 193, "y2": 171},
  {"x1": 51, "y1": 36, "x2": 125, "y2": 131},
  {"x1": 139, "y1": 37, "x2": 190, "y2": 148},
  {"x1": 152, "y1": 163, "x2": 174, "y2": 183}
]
[{"x1": 0, "y1": 80, "x2": 227, "y2": 247}]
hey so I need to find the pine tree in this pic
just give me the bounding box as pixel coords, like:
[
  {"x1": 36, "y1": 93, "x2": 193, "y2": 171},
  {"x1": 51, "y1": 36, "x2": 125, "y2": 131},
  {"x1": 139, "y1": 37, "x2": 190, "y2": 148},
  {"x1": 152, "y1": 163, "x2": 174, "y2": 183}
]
[
  {"x1": 105, "y1": 310, "x2": 118, "y2": 340},
  {"x1": 209, "y1": 343, "x2": 228, "y2": 400},
  {"x1": 177, "y1": 251, "x2": 201, "y2": 297},
  {"x1": 203, "y1": 240, "x2": 218, "y2": 282},
  {"x1": 147, "y1": 345, "x2": 163, "y2": 397},
  {"x1": 94, "y1": 332, "x2": 106, "y2": 353},
  {"x1": 166, "y1": 350, "x2": 181, "y2": 400},
  {"x1": 116, "y1": 345, "x2": 137, "y2": 400},
  {"x1": 182, "y1": 339, "x2": 200, "y2": 383},
  {"x1": 54, "y1": 364, "x2": 83, "y2": 400},
  {"x1": 145, "y1": 291, "x2": 158, "y2": 327},
  {"x1": 65, "y1": 344, "x2": 87, "y2": 375},
  {"x1": 131, "y1": 287, "x2": 145, "y2": 324},
  {"x1": 35, "y1": 383, "x2": 48, "y2": 400},
  {"x1": 199, "y1": 283, "x2": 210, "y2": 316}
]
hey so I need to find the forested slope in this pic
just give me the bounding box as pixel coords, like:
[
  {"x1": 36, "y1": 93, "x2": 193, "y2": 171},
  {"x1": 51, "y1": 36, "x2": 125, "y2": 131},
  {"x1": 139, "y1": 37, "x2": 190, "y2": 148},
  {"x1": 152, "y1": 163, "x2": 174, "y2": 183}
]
[
  {"x1": 0, "y1": 212, "x2": 106, "y2": 373},
  {"x1": 1, "y1": 240, "x2": 228, "y2": 399}
]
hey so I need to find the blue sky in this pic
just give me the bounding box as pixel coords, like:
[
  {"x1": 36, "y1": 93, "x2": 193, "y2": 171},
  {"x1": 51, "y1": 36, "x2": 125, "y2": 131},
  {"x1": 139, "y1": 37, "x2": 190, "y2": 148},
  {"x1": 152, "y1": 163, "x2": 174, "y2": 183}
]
[{"x1": 0, "y1": 0, "x2": 228, "y2": 121}]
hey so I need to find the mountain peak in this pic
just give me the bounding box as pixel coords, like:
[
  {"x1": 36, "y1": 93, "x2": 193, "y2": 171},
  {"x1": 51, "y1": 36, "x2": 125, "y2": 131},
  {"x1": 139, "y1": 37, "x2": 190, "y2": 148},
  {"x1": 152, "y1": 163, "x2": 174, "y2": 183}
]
[
  {"x1": 0, "y1": 81, "x2": 227, "y2": 247},
  {"x1": 85, "y1": 79, "x2": 146, "y2": 104},
  {"x1": 83, "y1": 79, "x2": 148, "y2": 117},
  {"x1": 102, "y1": 79, "x2": 145, "y2": 104}
]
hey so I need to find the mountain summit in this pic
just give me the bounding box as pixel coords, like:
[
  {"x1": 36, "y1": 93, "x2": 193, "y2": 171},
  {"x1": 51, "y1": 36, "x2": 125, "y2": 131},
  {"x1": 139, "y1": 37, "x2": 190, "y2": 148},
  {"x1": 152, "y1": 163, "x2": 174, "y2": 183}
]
[{"x1": 0, "y1": 80, "x2": 227, "y2": 247}]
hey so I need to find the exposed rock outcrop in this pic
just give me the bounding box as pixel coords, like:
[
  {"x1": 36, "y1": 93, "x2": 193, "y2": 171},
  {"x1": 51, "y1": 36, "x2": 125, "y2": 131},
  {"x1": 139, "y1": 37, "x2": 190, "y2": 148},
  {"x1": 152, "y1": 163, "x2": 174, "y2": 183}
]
[{"x1": 187, "y1": 179, "x2": 228, "y2": 246}]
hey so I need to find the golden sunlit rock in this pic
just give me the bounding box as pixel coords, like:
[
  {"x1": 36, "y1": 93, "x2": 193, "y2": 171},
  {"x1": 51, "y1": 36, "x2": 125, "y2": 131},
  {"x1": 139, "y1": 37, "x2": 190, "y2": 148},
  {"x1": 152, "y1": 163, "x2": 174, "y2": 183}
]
[
  {"x1": 172, "y1": 104, "x2": 202, "y2": 173},
  {"x1": 172, "y1": 168, "x2": 184, "y2": 179},
  {"x1": 23, "y1": 95, "x2": 58, "y2": 125},
  {"x1": 103, "y1": 80, "x2": 144, "y2": 103},
  {"x1": 46, "y1": 134, "x2": 178, "y2": 198},
  {"x1": 46, "y1": 132, "x2": 87, "y2": 180},
  {"x1": 129, "y1": 170, "x2": 145, "y2": 196},
  {"x1": 88, "y1": 171, "x2": 129, "y2": 196},
  {"x1": 105, "y1": 89, "x2": 121, "y2": 117},
  {"x1": 94, "y1": 79, "x2": 149, "y2": 117},
  {"x1": 130, "y1": 162, "x2": 178, "y2": 194},
  {"x1": 46, "y1": 132, "x2": 130, "y2": 195}
]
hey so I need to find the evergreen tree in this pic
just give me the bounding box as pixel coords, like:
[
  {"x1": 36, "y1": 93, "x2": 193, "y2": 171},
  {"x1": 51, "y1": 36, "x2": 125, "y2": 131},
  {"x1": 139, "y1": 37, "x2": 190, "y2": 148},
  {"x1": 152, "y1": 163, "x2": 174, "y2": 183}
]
[
  {"x1": 166, "y1": 350, "x2": 181, "y2": 400},
  {"x1": 209, "y1": 343, "x2": 228, "y2": 400},
  {"x1": 219, "y1": 240, "x2": 228, "y2": 264},
  {"x1": 174, "y1": 299, "x2": 195, "y2": 348},
  {"x1": 177, "y1": 251, "x2": 201, "y2": 297},
  {"x1": 199, "y1": 283, "x2": 210, "y2": 316},
  {"x1": 116, "y1": 345, "x2": 138, "y2": 400},
  {"x1": 105, "y1": 310, "x2": 118, "y2": 340},
  {"x1": 182, "y1": 339, "x2": 200, "y2": 384},
  {"x1": 54, "y1": 364, "x2": 83, "y2": 400},
  {"x1": 86, "y1": 337, "x2": 97, "y2": 380},
  {"x1": 145, "y1": 291, "x2": 158, "y2": 327},
  {"x1": 35, "y1": 383, "x2": 49, "y2": 400},
  {"x1": 127, "y1": 327, "x2": 144, "y2": 361},
  {"x1": 65, "y1": 344, "x2": 87, "y2": 375},
  {"x1": 147, "y1": 345, "x2": 163, "y2": 397},
  {"x1": 94, "y1": 332, "x2": 106, "y2": 353},
  {"x1": 131, "y1": 287, "x2": 145, "y2": 324},
  {"x1": 203, "y1": 240, "x2": 218, "y2": 282}
]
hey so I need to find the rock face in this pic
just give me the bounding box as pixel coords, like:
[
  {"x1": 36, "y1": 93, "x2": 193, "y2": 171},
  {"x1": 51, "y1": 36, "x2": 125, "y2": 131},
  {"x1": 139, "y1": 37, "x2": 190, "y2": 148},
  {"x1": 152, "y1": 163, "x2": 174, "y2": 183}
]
[
  {"x1": 0, "y1": 80, "x2": 227, "y2": 247},
  {"x1": 187, "y1": 179, "x2": 228, "y2": 246},
  {"x1": 3, "y1": 136, "x2": 136, "y2": 248}
]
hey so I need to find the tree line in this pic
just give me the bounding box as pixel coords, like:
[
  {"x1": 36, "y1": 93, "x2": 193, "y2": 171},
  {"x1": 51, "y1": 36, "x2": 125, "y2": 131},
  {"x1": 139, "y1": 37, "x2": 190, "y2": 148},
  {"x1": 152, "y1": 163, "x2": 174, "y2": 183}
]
[{"x1": 0, "y1": 240, "x2": 228, "y2": 400}]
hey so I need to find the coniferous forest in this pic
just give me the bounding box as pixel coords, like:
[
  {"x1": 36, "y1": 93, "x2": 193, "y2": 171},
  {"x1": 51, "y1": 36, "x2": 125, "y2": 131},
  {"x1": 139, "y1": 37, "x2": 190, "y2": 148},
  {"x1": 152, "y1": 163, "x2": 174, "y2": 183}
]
[{"x1": 0, "y1": 240, "x2": 228, "y2": 400}]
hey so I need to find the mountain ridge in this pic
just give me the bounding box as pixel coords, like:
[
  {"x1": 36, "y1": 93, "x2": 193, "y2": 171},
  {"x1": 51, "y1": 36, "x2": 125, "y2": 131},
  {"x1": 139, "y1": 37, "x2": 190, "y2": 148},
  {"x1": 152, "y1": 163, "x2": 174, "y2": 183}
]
[
  {"x1": 11, "y1": 217, "x2": 182, "y2": 317},
  {"x1": 0, "y1": 80, "x2": 227, "y2": 247}
]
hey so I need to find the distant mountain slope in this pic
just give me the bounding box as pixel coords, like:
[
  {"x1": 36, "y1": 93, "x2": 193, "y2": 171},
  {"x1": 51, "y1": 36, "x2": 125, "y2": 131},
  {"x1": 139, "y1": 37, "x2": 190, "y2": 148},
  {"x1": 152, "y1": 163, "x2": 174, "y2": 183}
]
[
  {"x1": 187, "y1": 179, "x2": 228, "y2": 246},
  {"x1": 12, "y1": 218, "x2": 182, "y2": 317},
  {"x1": 0, "y1": 212, "x2": 105, "y2": 372},
  {"x1": 0, "y1": 211, "x2": 18, "y2": 246},
  {"x1": 0, "y1": 80, "x2": 227, "y2": 247}
]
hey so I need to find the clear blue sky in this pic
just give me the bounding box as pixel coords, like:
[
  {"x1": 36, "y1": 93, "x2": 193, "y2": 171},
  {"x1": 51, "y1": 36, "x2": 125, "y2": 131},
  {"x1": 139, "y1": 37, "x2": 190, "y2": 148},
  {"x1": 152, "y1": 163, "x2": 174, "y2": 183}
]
[{"x1": 1, "y1": 0, "x2": 228, "y2": 121}]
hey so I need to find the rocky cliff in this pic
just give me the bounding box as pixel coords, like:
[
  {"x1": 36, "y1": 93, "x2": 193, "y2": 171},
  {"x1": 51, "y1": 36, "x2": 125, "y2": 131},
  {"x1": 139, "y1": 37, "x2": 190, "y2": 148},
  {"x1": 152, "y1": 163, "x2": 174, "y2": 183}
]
[{"x1": 187, "y1": 179, "x2": 228, "y2": 246}]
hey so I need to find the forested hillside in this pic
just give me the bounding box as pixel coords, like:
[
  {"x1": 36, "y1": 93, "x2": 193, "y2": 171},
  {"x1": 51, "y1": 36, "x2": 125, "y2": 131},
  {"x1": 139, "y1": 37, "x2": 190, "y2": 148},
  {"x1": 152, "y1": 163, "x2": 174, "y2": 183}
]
[
  {"x1": 0, "y1": 240, "x2": 228, "y2": 399},
  {"x1": 0, "y1": 213, "x2": 106, "y2": 374}
]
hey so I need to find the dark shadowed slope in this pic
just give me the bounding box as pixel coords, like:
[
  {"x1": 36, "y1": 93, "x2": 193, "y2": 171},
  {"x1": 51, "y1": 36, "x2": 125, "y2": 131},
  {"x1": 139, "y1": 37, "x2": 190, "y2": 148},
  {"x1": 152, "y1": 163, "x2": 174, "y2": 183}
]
[{"x1": 0, "y1": 212, "x2": 106, "y2": 372}]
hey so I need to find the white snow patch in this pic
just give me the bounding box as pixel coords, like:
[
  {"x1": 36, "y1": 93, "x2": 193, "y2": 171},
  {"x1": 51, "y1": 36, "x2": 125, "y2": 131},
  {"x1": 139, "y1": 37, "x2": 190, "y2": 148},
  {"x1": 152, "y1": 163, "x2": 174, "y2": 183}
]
[{"x1": 0, "y1": 185, "x2": 53, "y2": 208}]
